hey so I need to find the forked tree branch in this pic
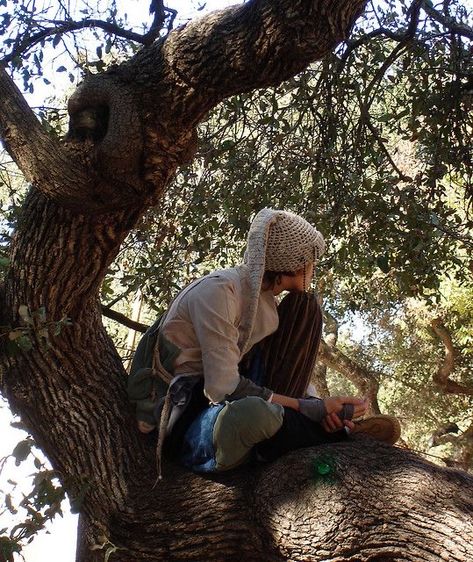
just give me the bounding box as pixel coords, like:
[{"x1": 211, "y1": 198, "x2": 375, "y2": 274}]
[
  {"x1": 430, "y1": 420, "x2": 473, "y2": 470},
  {"x1": 423, "y1": 1, "x2": 473, "y2": 41},
  {"x1": 63, "y1": 0, "x2": 369, "y2": 209},
  {"x1": 340, "y1": 0, "x2": 473, "y2": 68},
  {"x1": 431, "y1": 318, "x2": 473, "y2": 396},
  {"x1": 317, "y1": 339, "x2": 381, "y2": 413}
]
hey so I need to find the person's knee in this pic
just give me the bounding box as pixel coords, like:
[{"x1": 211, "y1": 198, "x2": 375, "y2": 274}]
[{"x1": 213, "y1": 396, "x2": 284, "y2": 470}]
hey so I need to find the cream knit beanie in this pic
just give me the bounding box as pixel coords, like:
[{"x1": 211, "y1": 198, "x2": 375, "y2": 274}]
[{"x1": 239, "y1": 208, "x2": 325, "y2": 354}]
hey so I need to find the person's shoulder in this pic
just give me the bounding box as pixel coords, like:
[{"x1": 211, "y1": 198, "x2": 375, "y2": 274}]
[
  {"x1": 182, "y1": 268, "x2": 242, "y2": 318},
  {"x1": 198, "y1": 266, "x2": 242, "y2": 285},
  {"x1": 197, "y1": 267, "x2": 241, "y2": 294}
]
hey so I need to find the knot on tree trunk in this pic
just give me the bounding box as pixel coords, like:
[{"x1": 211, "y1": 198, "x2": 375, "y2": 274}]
[{"x1": 67, "y1": 73, "x2": 145, "y2": 205}]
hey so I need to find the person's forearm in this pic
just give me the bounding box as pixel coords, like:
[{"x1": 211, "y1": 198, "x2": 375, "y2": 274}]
[
  {"x1": 224, "y1": 376, "x2": 272, "y2": 402},
  {"x1": 271, "y1": 393, "x2": 300, "y2": 410}
]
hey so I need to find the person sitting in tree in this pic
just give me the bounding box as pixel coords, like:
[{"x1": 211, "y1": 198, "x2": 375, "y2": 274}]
[{"x1": 128, "y1": 208, "x2": 400, "y2": 477}]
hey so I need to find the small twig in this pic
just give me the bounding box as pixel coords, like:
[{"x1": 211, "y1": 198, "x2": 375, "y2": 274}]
[
  {"x1": 366, "y1": 118, "x2": 412, "y2": 182},
  {"x1": 340, "y1": 28, "x2": 406, "y2": 67},
  {"x1": 2, "y1": 18, "x2": 154, "y2": 65},
  {"x1": 423, "y1": 1, "x2": 473, "y2": 41}
]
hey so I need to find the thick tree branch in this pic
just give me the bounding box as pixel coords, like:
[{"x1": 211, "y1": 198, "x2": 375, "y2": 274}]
[
  {"x1": 324, "y1": 310, "x2": 339, "y2": 347},
  {"x1": 135, "y1": 0, "x2": 368, "y2": 129},
  {"x1": 430, "y1": 420, "x2": 473, "y2": 470},
  {"x1": 0, "y1": 66, "x2": 95, "y2": 207},
  {"x1": 431, "y1": 318, "x2": 473, "y2": 396},
  {"x1": 101, "y1": 305, "x2": 148, "y2": 333},
  {"x1": 312, "y1": 362, "x2": 331, "y2": 397},
  {"x1": 0, "y1": 63, "x2": 149, "y2": 211}
]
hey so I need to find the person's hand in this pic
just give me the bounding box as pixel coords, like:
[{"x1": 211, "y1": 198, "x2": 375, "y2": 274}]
[
  {"x1": 321, "y1": 396, "x2": 368, "y2": 433},
  {"x1": 324, "y1": 396, "x2": 368, "y2": 418},
  {"x1": 321, "y1": 413, "x2": 355, "y2": 433}
]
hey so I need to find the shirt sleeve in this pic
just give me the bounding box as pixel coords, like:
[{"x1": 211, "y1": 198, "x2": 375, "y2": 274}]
[{"x1": 186, "y1": 275, "x2": 271, "y2": 404}]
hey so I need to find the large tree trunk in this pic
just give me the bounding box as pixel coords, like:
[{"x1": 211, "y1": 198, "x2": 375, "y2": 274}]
[{"x1": 1, "y1": 0, "x2": 472, "y2": 560}]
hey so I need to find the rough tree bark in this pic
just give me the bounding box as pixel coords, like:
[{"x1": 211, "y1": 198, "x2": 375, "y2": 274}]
[{"x1": 1, "y1": 1, "x2": 473, "y2": 561}]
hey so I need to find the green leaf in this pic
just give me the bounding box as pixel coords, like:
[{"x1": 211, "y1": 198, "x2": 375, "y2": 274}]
[
  {"x1": 376, "y1": 254, "x2": 391, "y2": 273},
  {"x1": 8, "y1": 330, "x2": 23, "y2": 341},
  {"x1": 35, "y1": 307, "x2": 46, "y2": 322},
  {"x1": 16, "y1": 335, "x2": 33, "y2": 351},
  {"x1": 221, "y1": 140, "x2": 234, "y2": 150},
  {"x1": 5, "y1": 494, "x2": 17, "y2": 514},
  {"x1": 5, "y1": 340, "x2": 20, "y2": 356},
  {"x1": 18, "y1": 304, "x2": 33, "y2": 324},
  {"x1": 12, "y1": 439, "x2": 33, "y2": 465}
]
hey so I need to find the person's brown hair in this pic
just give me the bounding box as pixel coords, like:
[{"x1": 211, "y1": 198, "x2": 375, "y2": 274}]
[{"x1": 262, "y1": 270, "x2": 297, "y2": 290}]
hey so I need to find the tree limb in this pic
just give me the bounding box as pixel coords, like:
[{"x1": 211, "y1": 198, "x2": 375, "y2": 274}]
[
  {"x1": 431, "y1": 317, "x2": 473, "y2": 396},
  {"x1": 430, "y1": 420, "x2": 473, "y2": 470},
  {"x1": 2, "y1": 0, "x2": 178, "y2": 65},
  {"x1": 135, "y1": 0, "x2": 368, "y2": 128},
  {"x1": 147, "y1": 0, "x2": 177, "y2": 41},
  {"x1": 101, "y1": 305, "x2": 148, "y2": 333},
  {"x1": 64, "y1": 0, "x2": 369, "y2": 208},
  {"x1": 340, "y1": 28, "x2": 407, "y2": 65},
  {"x1": 312, "y1": 362, "x2": 331, "y2": 397},
  {"x1": 0, "y1": 65, "x2": 91, "y2": 206},
  {"x1": 1, "y1": 0, "x2": 370, "y2": 216},
  {"x1": 324, "y1": 310, "x2": 339, "y2": 347}
]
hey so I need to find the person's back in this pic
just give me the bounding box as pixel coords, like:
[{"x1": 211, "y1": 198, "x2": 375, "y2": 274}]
[{"x1": 161, "y1": 265, "x2": 278, "y2": 403}]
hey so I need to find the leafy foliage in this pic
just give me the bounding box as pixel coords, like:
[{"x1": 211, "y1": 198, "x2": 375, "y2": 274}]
[{"x1": 0, "y1": 425, "x2": 65, "y2": 560}]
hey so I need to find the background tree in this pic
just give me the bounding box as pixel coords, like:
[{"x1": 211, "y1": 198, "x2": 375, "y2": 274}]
[{"x1": 0, "y1": 0, "x2": 473, "y2": 560}]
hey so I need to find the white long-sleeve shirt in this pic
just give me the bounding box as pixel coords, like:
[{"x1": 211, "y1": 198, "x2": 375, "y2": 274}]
[{"x1": 161, "y1": 265, "x2": 279, "y2": 403}]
